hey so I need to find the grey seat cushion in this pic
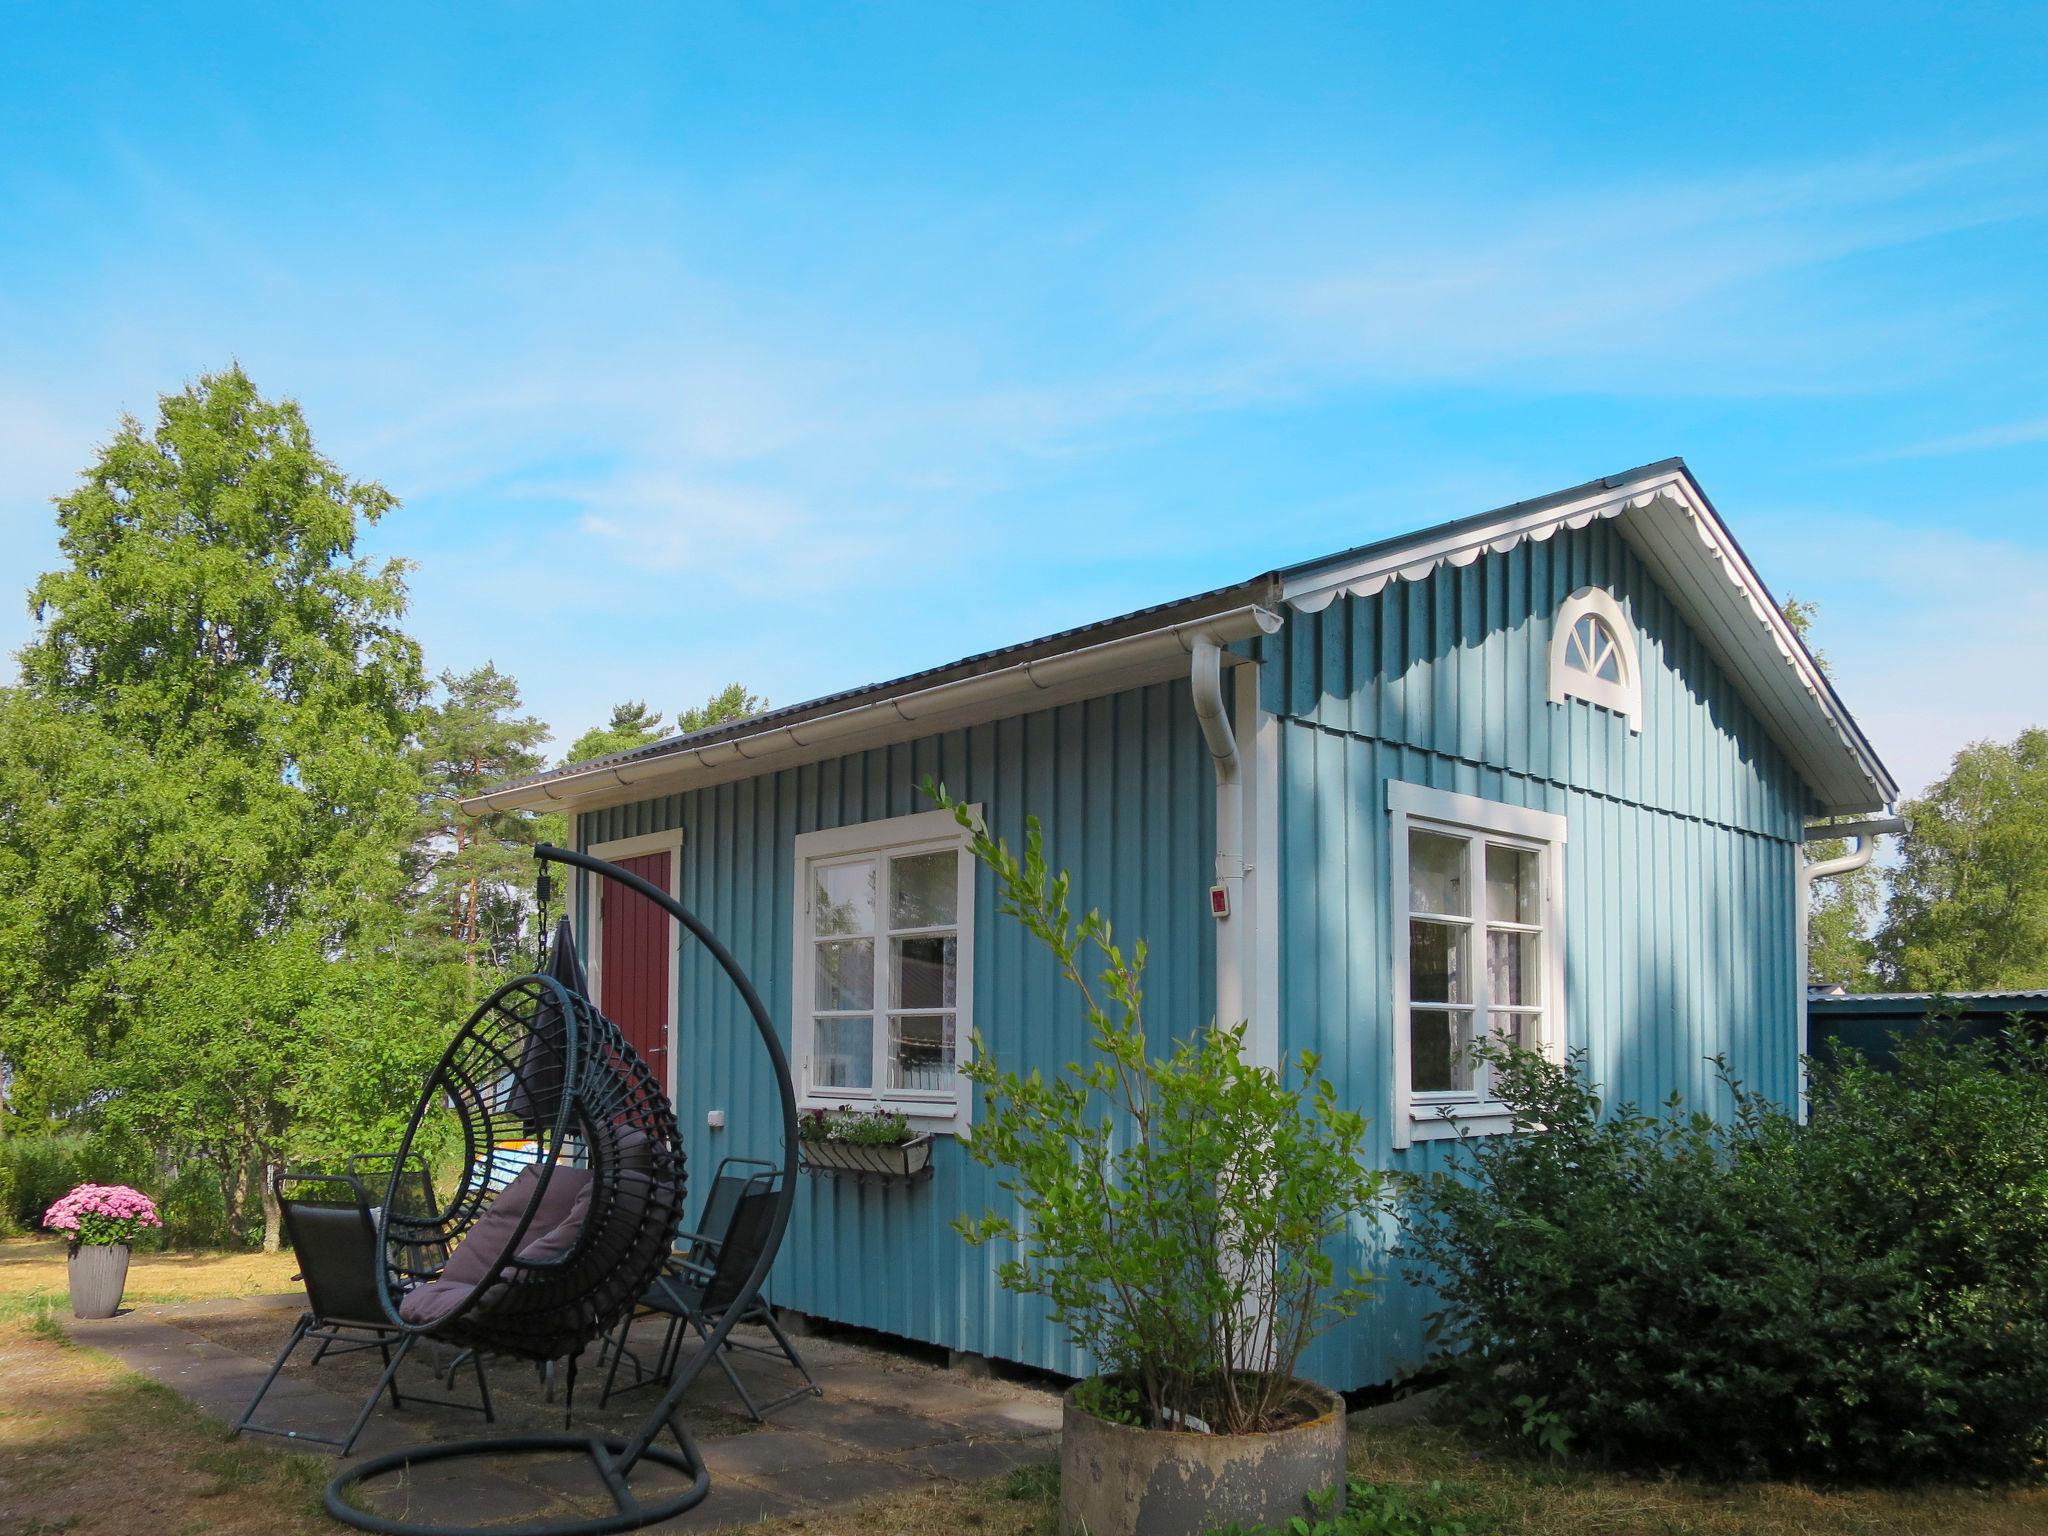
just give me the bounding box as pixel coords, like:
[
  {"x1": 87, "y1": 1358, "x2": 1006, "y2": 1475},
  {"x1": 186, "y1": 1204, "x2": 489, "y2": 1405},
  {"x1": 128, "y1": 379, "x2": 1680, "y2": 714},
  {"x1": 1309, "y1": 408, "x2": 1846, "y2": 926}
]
[{"x1": 397, "y1": 1165, "x2": 595, "y2": 1326}]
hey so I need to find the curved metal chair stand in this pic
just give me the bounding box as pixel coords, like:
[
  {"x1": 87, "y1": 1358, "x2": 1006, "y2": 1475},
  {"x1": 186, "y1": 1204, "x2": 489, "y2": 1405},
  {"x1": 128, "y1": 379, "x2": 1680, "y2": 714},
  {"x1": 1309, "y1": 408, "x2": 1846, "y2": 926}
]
[{"x1": 326, "y1": 843, "x2": 800, "y2": 1536}]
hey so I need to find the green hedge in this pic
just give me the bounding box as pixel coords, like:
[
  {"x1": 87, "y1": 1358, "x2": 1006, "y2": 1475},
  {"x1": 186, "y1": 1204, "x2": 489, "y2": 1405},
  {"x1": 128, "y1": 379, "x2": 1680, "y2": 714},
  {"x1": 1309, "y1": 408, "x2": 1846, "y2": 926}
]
[
  {"x1": 0, "y1": 1131, "x2": 241, "y2": 1248},
  {"x1": 1402, "y1": 1033, "x2": 2048, "y2": 1482}
]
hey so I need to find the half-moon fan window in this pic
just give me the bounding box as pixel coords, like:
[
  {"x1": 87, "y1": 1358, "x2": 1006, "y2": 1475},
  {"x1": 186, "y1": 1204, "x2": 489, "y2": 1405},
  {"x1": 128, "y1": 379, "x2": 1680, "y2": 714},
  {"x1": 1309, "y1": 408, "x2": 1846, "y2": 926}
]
[
  {"x1": 1547, "y1": 587, "x2": 1643, "y2": 733},
  {"x1": 1564, "y1": 613, "x2": 1623, "y2": 684}
]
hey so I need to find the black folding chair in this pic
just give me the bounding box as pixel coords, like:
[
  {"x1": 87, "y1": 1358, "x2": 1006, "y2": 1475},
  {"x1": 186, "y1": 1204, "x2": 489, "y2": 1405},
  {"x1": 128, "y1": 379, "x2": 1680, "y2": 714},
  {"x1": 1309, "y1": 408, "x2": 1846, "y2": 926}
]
[
  {"x1": 597, "y1": 1166, "x2": 820, "y2": 1420},
  {"x1": 348, "y1": 1149, "x2": 450, "y2": 1281},
  {"x1": 235, "y1": 1171, "x2": 493, "y2": 1456}
]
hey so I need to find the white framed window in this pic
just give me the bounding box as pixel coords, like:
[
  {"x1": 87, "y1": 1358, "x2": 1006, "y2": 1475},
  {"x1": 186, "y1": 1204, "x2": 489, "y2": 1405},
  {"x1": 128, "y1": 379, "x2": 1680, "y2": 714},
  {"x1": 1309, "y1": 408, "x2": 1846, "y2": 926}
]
[
  {"x1": 792, "y1": 807, "x2": 977, "y2": 1131},
  {"x1": 1547, "y1": 587, "x2": 1642, "y2": 733},
  {"x1": 1388, "y1": 781, "x2": 1567, "y2": 1147}
]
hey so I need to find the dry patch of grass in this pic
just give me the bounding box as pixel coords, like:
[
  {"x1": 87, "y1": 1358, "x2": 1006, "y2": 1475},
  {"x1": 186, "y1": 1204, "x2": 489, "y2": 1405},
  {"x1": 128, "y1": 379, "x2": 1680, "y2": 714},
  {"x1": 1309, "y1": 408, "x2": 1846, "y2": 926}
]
[
  {"x1": 0, "y1": 1237, "x2": 325, "y2": 1536},
  {"x1": 764, "y1": 1428, "x2": 2048, "y2": 1536},
  {"x1": 0, "y1": 1235, "x2": 297, "y2": 1323},
  {"x1": 1, "y1": 1235, "x2": 2042, "y2": 1536},
  {"x1": 760, "y1": 1460, "x2": 1060, "y2": 1536},
  {"x1": 1351, "y1": 1418, "x2": 2048, "y2": 1536}
]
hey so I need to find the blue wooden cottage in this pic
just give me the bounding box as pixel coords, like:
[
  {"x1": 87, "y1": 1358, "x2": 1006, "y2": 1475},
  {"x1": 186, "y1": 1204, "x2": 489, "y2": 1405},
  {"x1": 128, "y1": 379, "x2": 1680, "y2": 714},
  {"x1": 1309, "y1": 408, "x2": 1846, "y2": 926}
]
[{"x1": 466, "y1": 458, "x2": 1897, "y2": 1390}]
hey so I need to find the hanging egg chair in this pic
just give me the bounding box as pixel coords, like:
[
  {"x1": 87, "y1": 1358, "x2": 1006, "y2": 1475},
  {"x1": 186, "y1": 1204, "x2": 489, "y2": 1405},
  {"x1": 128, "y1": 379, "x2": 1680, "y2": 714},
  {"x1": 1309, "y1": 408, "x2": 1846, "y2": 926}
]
[{"x1": 325, "y1": 843, "x2": 799, "y2": 1536}]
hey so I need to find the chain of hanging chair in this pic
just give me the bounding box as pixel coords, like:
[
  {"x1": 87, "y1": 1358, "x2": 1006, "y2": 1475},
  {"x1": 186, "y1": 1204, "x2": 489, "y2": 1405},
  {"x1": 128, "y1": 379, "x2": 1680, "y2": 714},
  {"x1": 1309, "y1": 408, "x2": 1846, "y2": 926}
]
[{"x1": 324, "y1": 843, "x2": 801, "y2": 1536}]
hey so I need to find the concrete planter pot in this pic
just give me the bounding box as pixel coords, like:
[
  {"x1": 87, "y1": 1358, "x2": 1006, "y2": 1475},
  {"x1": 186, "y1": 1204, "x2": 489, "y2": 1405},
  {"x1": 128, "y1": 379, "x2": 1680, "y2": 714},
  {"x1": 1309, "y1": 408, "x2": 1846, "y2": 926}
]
[
  {"x1": 798, "y1": 1133, "x2": 934, "y2": 1183},
  {"x1": 67, "y1": 1242, "x2": 132, "y2": 1320},
  {"x1": 1059, "y1": 1379, "x2": 1347, "y2": 1536}
]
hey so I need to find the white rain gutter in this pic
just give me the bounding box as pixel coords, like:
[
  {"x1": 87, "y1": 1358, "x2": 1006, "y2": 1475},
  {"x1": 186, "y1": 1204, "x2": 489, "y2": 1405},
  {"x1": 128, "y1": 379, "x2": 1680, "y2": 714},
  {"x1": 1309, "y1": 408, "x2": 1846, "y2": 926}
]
[
  {"x1": 462, "y1": 603, "x2": 1285, "y2": 815},
  {"x1": 1190, "y1": 636, "x2": 1245, "y2": 1031},
  {"x1": 1803, "y1": 815, "x2": 1904, "y2": 879}
]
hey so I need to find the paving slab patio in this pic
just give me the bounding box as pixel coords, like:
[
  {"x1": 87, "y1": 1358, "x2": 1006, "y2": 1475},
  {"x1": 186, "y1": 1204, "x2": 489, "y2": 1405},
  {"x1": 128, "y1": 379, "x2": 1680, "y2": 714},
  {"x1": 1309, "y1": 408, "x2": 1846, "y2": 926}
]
[{"x1": 61, "y1": 1293, "x2": 1060, "y2": 1532}]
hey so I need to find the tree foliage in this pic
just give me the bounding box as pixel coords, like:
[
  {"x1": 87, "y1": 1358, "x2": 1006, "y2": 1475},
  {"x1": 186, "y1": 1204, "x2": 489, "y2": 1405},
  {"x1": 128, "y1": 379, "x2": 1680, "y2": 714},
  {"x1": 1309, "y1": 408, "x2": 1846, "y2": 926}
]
[
  {"x1": 0, "y1": 367, "x2": 431, "y2": 1245},
  {"x1": 563, "y1": 700, "x2": 667, "y2": 765},
  {"x1": 410, "y1": 664, "x2": 550, "y2": 991},
  {"x1": 1875, "y1": 728, "x2": 2048, "y2": 990},
  {"x1": 676, "y1": 682, "x2": 768, "y2": 735},
  {"x1": 1782, "y1": 596, "x2": 1880, "y2": 989}
]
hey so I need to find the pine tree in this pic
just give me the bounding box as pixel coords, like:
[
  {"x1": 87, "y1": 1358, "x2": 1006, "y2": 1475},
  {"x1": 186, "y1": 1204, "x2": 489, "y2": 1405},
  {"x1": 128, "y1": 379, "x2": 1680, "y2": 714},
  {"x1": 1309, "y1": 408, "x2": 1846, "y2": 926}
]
[
  {"x1": 563, "y1": 700, "x2": 668, "y2": 764},
  {"x1": 676, "y1": 682, "x2": 769, "y2": 734},
  {"x1": 412, "y1": 664, "x2": 550, "y2": 992}
]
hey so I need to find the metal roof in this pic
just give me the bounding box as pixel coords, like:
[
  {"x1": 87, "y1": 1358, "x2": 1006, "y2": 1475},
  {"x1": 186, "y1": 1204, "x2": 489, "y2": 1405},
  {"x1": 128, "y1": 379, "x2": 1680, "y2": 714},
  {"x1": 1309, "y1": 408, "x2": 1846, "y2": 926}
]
[
  {"x1": 1810, "y1": 990, "x2": 2048, "y2": 1011},
  {"x1": 471, "y1": 458, "x2": 1895, "y2": 815},
  {"x1": 471, "y1": 573, "x2": 1279, "y2": 804}
]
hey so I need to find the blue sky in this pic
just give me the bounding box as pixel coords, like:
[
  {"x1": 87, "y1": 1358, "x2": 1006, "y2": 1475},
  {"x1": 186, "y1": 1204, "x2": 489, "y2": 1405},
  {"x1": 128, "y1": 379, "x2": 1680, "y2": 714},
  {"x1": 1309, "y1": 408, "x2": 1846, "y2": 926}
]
[{"x1": 2, "y1": 3, "x2": 2044, "y2": 796}]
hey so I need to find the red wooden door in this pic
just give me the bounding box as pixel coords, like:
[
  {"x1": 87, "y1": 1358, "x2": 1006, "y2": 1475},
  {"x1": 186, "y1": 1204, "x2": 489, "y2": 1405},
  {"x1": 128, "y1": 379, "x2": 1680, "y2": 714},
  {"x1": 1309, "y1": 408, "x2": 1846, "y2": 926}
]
[{"x1": 599, "y1": 851, "x2": 672, "y2": 1094}]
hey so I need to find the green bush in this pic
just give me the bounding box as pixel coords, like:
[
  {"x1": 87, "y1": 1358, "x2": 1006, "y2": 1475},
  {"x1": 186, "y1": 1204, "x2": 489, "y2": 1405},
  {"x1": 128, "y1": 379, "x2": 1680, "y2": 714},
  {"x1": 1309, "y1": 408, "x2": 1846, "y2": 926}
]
[
  {"x1": 0, "y1": 1132, "x2": 88, "y2": 1232},
  {"x1": 1401, "y1": 1033, "x2": 2048, "y2": 1483},
  {"x1": 154, "y1": 1160, "x2": 240, "y2": 1249},
  {"x1": 0, "y1": 1129, "x2": 247, "y2": 1249}
]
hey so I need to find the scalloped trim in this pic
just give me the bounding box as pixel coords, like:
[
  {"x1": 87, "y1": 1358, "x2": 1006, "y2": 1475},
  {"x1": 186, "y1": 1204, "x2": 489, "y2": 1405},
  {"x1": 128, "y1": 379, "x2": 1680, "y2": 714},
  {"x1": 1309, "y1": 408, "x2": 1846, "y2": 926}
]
[{"x1": 1279, "y1": 479, "x2": 1892, "y2": 810}]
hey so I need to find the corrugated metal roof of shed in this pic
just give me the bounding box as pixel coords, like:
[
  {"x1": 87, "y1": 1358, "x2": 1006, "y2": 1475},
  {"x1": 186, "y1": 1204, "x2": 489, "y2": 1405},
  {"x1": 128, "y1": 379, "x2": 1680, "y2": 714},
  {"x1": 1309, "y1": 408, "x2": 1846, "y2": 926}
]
[{"x1": 1809, "y1": 990, "x2": 2048, "y2": 1013}]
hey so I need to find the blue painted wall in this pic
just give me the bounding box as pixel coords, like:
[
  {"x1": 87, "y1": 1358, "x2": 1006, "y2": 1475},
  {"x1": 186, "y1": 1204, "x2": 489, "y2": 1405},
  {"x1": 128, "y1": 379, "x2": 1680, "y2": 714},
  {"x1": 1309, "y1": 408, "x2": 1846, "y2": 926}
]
[
  {"x1": 1266, "y1": 519, "x2": 1813, "y2": 1387},
  {"x1": 574, "y1": 518, "x2": 1818, "y2": 1389},
  {"x1": 577, "y1": 682, "x2": 1217, "y2": 1376}
]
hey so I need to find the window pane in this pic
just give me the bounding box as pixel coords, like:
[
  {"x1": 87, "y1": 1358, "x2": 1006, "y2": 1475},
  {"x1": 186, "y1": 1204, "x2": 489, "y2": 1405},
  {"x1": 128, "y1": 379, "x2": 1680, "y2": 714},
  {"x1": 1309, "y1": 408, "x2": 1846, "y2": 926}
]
[
  {"x1": 812, "y1": 861, "x2": 875, "y2": 937},
  {"x1": 811, "y1": 1015, "x2": 874, "y2": 1089},
  {"x1": 892, "y1": 934, "x2": 957, "y2": 1009},
  {"x1": 1593, "y1": 623, "x2": 1622, "y2": 682},
  {"x1": 890, "y1": 851, "x2": 957, "y2": 929},
  {"x1": 1487, "y1": 930, "x2": 1539, "y2": 1007},
  {"x1": 889, "y1": 1013, "x2": 955, "y2": 1090},
  {"x1": 814, "y1": 938, "x2": 874, "y2": 1010},
  {"x1": 1411, "y1": 1009, "x2": 1473, "y2": 1093},
  {"x1": 1408, "y1": 920, "x2": 1468, "y2": 1003},
  {"x1": 1485, "y1": 845, "x2": 1540, "y2": 924},
  {"x1": 1408, "y1": 831, "x2": 1470, "y2": 915},
  {"x1": 1489, "y1": 1010, "x2": 1538, "y2": 1053},
  {"x1": 1565, "y1": 616, "x2": 1594, "y2": 674}
]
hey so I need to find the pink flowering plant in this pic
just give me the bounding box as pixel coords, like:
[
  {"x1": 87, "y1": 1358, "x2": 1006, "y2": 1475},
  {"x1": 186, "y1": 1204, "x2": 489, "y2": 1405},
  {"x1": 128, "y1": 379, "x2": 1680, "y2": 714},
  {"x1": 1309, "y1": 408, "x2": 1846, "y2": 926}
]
[{"x1": 42, "y1": 1184, "x2": 163, "y2": 1248}]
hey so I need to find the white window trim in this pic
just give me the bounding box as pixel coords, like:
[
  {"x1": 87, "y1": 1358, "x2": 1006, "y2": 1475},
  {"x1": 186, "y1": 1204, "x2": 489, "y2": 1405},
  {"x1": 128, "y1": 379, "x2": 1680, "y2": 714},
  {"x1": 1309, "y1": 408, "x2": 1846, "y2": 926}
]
[
  {"x1": 1388, "y1": 781, "x2": 1567, "y2": 1149},
  {"x1": 1547, "y1": 586, "x2": 1643, "y2": 734},
  {"x1": 585, "y1": 827, "x2": 687, "y2": 1113},
  {"x1": 791, "y1": 806, "x2": 978, "y2": 1134}
]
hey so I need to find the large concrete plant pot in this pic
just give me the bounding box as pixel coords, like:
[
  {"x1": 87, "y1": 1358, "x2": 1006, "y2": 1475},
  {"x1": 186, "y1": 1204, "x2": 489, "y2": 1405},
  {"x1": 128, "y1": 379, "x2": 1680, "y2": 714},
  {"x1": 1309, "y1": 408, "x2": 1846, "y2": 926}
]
[
  {"x1": 67, "y1": 1242, "x2": 132, "y2": 1320},
  {"x1": 1059, "y1": 1380, "x2": 1347, "y2": 1536}
]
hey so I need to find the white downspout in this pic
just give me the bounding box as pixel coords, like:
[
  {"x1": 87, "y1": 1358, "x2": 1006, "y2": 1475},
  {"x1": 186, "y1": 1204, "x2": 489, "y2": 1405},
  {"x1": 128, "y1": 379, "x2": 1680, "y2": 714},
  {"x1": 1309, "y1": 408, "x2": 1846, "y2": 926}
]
[
  {"x1": 1191, "y1": 636, "x2": 1245, "y2": 1031},
  {"x1": 1798, "y1": 814, "x2": 1905, "y2": 1116}
]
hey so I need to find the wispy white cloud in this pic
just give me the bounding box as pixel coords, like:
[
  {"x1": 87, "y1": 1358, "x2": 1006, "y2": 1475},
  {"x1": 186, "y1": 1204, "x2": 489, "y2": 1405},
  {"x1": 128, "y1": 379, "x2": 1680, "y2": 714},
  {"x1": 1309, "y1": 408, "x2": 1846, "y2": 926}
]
[
  {"x1": 1157, "y1": 141, "x2": 2045, "y2": 398},
  {"x1": 1, "y1": 132, "x2": 2043, "y2": 749},
  {"x1": 1879, "y1": 414, "x2": 2048, "y2": 460}
]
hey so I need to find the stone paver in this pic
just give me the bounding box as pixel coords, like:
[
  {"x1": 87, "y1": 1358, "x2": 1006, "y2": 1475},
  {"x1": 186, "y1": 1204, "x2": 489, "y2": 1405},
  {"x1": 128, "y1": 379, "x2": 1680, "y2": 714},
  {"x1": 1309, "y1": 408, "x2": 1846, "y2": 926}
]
[
  {"x1": 894, "y1": 1433, "x2": 1061, "y2": 1483},
  {"x1": 60, "y1": 1294, "x2": 1061, "y2": 1531}
]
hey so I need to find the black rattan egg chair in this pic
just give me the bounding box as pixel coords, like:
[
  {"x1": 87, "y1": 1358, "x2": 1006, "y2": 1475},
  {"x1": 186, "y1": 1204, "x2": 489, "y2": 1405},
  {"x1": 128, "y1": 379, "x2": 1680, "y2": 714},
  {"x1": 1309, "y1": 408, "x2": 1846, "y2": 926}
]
[{"x1": 325, "y1": 843, "x2": 800, "y2": 1536}]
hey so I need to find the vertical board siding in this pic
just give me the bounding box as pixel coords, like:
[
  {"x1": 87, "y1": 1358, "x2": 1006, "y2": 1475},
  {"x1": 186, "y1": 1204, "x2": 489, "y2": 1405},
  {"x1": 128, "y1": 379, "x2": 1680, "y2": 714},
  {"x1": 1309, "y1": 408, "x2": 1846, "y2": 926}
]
[
  {"x1": 1271, "y1": 520, "x2": 1812, "y2": 1388},
  {"x1": 577, "y1": 681, "x2": 1216, "y2": 1377},
  {"x1": 1265, "y1": 521, "x2": 1813, "y2": 842},
  {"x1": 565, "y1": 521, "x2": 1816, "y2": 1390}
]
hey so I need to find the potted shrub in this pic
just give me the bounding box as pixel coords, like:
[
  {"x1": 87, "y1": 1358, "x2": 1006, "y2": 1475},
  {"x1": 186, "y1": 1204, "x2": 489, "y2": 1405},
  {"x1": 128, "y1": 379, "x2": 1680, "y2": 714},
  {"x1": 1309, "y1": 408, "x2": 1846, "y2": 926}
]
[
  {"x1": 798, "y1": 1105, "x2": 934, "y2": 1181},
  {"x1": 931, "y1": 786, "x2": 1390, "y2": 1536},
  {"x1": 43, "y1": 1183, "x2": 162, "y2": 1319}
]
